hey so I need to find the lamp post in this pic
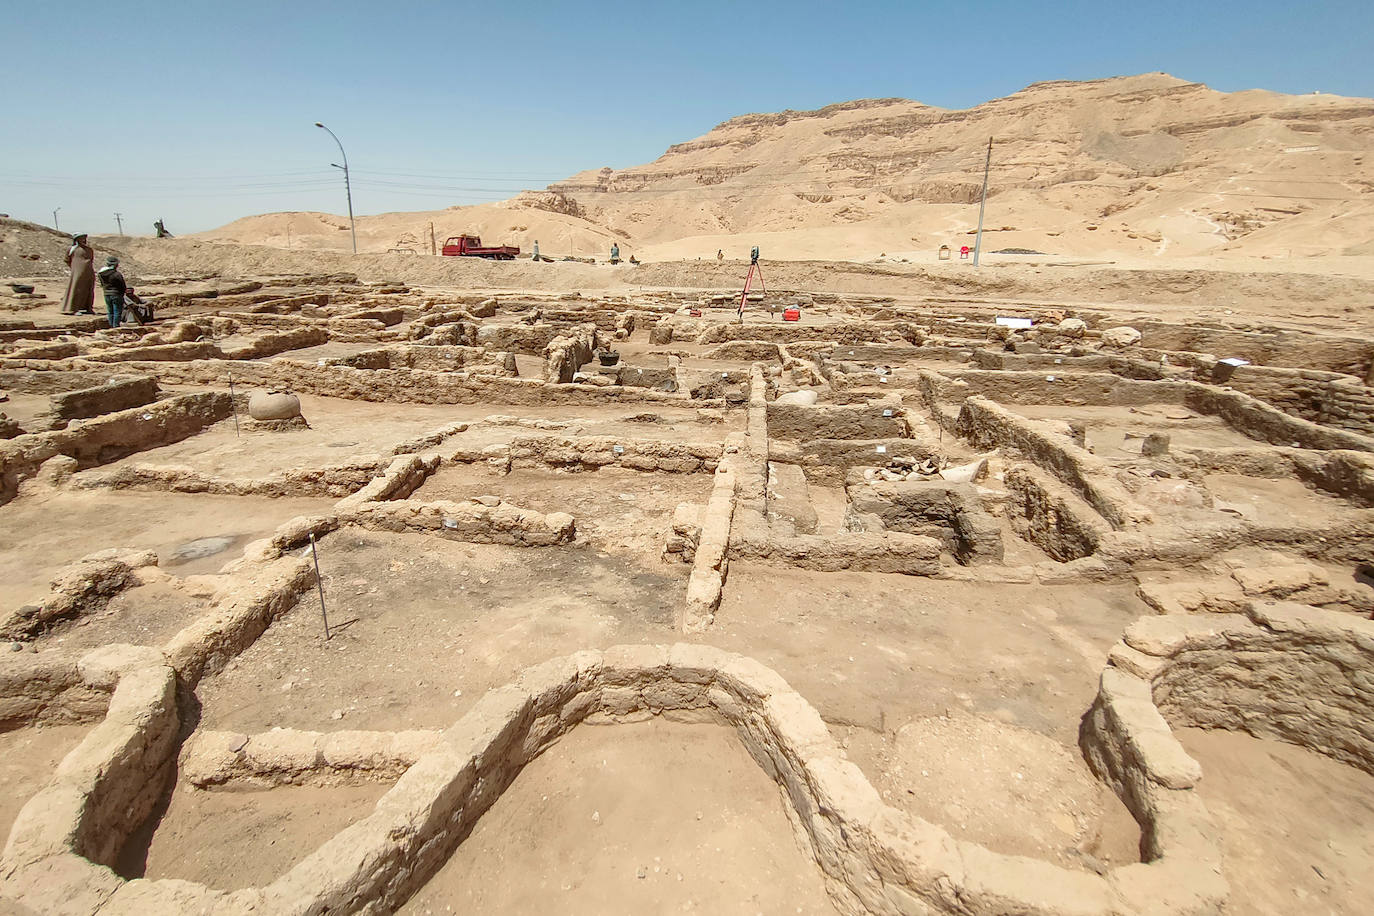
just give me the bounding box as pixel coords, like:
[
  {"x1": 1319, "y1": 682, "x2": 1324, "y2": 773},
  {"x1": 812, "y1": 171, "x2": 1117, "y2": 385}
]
[
  {"x1": 314, "y1": 122, "x2": 356, "y2": 254},
  {"x1": 52, "y1": 207, "x2": 61, "y2": 231}
]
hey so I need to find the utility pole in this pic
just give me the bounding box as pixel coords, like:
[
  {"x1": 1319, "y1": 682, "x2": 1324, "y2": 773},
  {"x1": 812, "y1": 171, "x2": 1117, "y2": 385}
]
[
  {"x1": 314, "y1": 122, "x2": 357, "y2": 254},
  {"x1": 52, "y1": 207, "x2": 61, "y2": 231},
  {"x1": 114, "y1": 213, "x2": 124, "y2": 236},
  {"x1": 429, "y1": 221, "x2": 436, "y2": 255},
  {"x1": 972, "y1": 137, "x2": 992, "y2": 267}
]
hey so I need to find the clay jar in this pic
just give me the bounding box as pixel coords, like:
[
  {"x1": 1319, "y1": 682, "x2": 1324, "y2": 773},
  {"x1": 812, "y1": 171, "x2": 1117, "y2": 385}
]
[{"x1": 247, "y1": 390, "x2": 302, "y2": 421}]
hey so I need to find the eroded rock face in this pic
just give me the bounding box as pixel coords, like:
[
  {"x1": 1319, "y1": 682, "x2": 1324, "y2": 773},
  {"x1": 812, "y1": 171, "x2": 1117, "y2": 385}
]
[{"x1": 247, "y1": 391, "x2": 302, "y2": 421}]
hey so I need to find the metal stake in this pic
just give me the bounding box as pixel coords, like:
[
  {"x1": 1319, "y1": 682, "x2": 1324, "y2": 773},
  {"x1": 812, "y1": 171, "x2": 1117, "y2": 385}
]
[
  {"x1": 227, "y1": 372, "x2": 241, "y2": 437},
  {"x1": 973, "y1": 137, "x2": 993, "y2": 267},
  {"x1": 309, "y1": 532, "x2": 331, "y2": 640}
]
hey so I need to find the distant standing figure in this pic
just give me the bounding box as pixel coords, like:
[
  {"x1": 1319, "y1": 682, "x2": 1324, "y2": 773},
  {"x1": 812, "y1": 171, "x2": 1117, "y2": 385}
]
[
  {"x1": 610, "y1": 243, "x2": 620, "y2": 264},
  {"x1": 716, "y1": 249, "x2": 723, "y2": 262},
  {"x1": 153, "y1": 218, "x2": 171, "y2": 238},
  {"x1": 61, "y1": 233, "x2": 95, "y2": 315},
  {"x1": 532, "y1": 239, "x2": 540, "y2": 261},
  {"x1": 96, "y1": 256, "x2": 127, "y2": 328}
]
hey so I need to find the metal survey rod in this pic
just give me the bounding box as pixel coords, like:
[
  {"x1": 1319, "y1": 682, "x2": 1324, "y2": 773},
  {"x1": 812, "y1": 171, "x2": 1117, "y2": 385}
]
[
  {"x1": 973, "y1": 137, "x2": 992, "y2": 267},
  {"x1": 227, "y1": 371, "x2": 241, "y2": 437},
  {"x1": 309, "y1": 532, "x2": 331, "y2": 640},
  {"x1": 315, "y1": 122, "x2": 357, "y2": 254}
]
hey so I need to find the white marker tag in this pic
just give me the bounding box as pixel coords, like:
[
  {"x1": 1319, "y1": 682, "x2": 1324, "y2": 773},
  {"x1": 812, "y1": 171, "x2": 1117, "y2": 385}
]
[
  {"x1": 876, "y1": 445, "x2": 887, "y2": 454},
  {"x1": 1046, "y1": 376, "x2": 1056, "y2": 382},
  {"x1": 442, "y1": 518, "x2": 458, "y2": 529},
  {"x1": 142, "y1": 413, "x2": 153, "y2": 420},
  {"x1": 1054, "y1": 358, "x2": 1062, "y2": 364},
  {"x1": 879, "y1": 377, "x2": 888, "y2": 383},
  {"x1": 883, "y1": 409, "x2": 893, "y2": 417},
  {"x1": 613, "y1": 445, "x2": 624, "y2": 455},
  {"x1": 721, "y1": 373, "x2": 729, "y2": 379},
  {"x1": 317, "y1": 359, "x2": 326, "y2": 366}
]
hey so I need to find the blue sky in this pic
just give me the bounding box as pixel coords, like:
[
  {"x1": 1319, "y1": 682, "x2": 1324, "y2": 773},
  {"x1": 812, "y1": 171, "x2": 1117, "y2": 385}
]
[{"x1": 3, "y1": 0, "x2": 1369, "y2": 234}]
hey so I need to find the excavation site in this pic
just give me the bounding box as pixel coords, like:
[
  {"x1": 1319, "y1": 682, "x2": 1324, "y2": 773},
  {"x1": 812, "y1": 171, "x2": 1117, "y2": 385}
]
[{"x1": 2, "y1": 245, "x2": 1372, "y2": 916}]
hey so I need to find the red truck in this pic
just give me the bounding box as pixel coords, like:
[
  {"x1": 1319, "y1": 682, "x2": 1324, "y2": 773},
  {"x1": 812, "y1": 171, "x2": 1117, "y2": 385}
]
[{"x1": 441, "y1": 234, "x2": 520, "y2": 260}]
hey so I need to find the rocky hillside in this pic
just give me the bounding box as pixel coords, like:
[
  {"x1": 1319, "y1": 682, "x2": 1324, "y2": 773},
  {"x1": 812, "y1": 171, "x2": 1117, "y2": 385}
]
[{"x1": 202, "y1": 74, "x2": 1374, "y2": 261}]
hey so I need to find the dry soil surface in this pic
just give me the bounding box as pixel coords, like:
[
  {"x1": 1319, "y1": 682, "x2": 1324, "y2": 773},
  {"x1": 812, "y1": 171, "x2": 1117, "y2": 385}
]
[
  {"x1": 195, "y1": 529, "x2": 686, "y2": 733},
  {"x1": 399, "y1": 718, "x2": 841, "y2": 916},
  {"x1": 131, "y1": 781, "x2": 391, "y2": 889},
  {"x1": 0, "y1": 490, "x2": 335, "y2": 606},
  {"x1": 1177, "y1": 727, "x2": 1374, "y2": 916}
]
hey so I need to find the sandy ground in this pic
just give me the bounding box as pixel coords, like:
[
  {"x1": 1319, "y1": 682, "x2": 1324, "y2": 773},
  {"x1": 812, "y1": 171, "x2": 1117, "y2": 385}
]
[
  {"x1": 0, "y1": 724, "x2": 91, "y2": 841},
  {"x1": 1177, "y1": 727, "x2": 1374, "y2": 916},
  {"x1": 415, "y1": 465, "x2": 713, "y2": 561},
  {"x1": 195, "y1": 530, "x2": 686, "y2": 733},
  {"x1": 704, "y1": 563, "x2": 1147, "y2": 869},
  {"x1": 0, "y1": 490, "x2": 335, "y2": 606},
  {"x1": 878, "y1": 714, "x2": 1139, "y2": 871},
  {"x1": 399, "y1": 718, "x2": 840, "y2": 915},
  {"x1": 99, "y1": 394, "x2": 473, "y2": 479},
  {"x1": 36, "y1": 580, "x2": 210, "y2": 654},
  {"x1": 1009, "y1": 404, "x2": 1262, "y2": 458},
  {"x1": 131, "y1": 782, "x2": 391, "y2": 888}
]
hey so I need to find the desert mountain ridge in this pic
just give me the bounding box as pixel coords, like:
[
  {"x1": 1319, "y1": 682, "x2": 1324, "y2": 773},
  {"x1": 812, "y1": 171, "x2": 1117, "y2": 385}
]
[{"x1": 197, "y1": 73, "x2": 1374, "y2": 262}]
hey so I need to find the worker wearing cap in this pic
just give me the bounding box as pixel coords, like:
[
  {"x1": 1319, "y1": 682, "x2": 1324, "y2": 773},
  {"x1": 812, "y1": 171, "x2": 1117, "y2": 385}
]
[
  {"x1": 60, "y1": 233, "x2": 96, "y2": 315},
  {"x1": 96, "y1": 255, "x2": 128, "y2": 327}
]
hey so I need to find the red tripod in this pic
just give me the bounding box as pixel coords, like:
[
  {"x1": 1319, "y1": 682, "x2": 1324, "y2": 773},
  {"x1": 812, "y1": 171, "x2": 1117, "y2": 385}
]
[{"x1": 737, "y1": 249, "x2": 766, "y2": 322}]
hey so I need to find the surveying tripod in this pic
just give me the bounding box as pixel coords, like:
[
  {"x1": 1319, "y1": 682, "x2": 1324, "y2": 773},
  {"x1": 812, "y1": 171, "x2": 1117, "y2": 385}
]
[{"x1": 737, "y1": 246, "x2": 766, "y2": 323}]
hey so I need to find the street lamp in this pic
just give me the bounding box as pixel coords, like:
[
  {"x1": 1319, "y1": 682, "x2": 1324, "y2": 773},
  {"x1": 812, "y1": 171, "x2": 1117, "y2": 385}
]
[
  {"x1": 314, "y1": 122, "x2": 356, "y2": 254},
  {"x1": 53, "y1": 207, "x2": 61, "y2": 231}
]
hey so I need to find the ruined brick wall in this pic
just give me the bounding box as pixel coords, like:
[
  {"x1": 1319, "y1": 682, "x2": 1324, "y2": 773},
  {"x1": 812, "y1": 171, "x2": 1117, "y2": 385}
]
[{"x1": 1209, "y1": 364, "x2": 1374, "y2": 435}]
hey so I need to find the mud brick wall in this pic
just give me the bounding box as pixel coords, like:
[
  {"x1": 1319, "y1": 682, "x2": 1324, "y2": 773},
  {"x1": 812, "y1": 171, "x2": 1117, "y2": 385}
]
[
  {"x1": 847, "y1": 479, "x2": 1003, "y2": 564},
  {"x1": 1133, "y1": 321, "x2": 1374, "y2": 377},
  {"x1": 221, "y1": 327, "x2": 328, "y2": 360},
  {"x1": 475, "y1": 324, "x2": 567, "y2": 354},
  {"x1": 49, "y1": 376, "x2": 158, "y2": 419},
  {"x1": 766, "y1": 403, "x2": 908, "y2": 440},
  {"x1": 0, "y1": 391, "x2": 233, "y2": 504},
  {"x1": 79, "y1": 340, "x2": 223, "y2": 363},
  {"x1": 935, "y1": 369, "x2": 1188, "y2": 406},
  {"x1": 1004, "y1": 464, "x2": 1110, "y2": 561},
  {"x1": 1181, "y1": 382, "x2": 1374, "y2": 452},
  {"x1": 1120, "y1": 603, "x2": 1374, "y2": 775},
  {"x1": 0, "y1": 369, "x2": 112, "y2": 394},
  {"x1": 1209, "y1": 364, "x2": 1374, "y2": 435},
  {"x1": 696, "y1": 321, "x2": 916, "y2": 346}
]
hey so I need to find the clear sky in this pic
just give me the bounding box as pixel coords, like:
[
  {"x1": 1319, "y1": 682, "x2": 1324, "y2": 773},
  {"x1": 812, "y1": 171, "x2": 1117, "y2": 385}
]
[{"x1": 3, "y1": 0, "x2": 1369, "y2": 235}]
